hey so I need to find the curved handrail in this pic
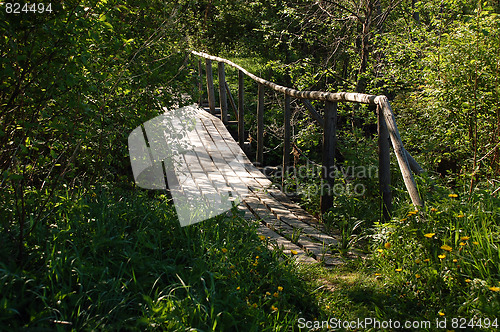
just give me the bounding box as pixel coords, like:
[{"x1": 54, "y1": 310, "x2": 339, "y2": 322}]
[{"x1": 191, "y1": 51, "x2": 377, "y2": 105}]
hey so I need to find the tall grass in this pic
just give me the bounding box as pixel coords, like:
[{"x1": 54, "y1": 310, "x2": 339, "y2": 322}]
[{"x1": 0, "y1": 186, "x2": 320, "y2": 330}]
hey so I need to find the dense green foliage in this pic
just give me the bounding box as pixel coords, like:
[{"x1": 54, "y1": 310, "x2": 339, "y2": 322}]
[{"x1": 1, "y1": 0, "x2": 499, "y2": 330}]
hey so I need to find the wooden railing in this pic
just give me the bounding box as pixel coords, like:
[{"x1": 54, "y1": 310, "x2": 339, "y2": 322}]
[{"x1": 191, "y1": 50, "x2": 424, "y2": 217}]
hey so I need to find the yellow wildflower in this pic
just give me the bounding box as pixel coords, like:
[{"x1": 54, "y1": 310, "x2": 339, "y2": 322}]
[
  {"x1": 448, "y1": 194, "x2": 458, "y2": 198},
  {"x1": 438, "y1": 254, "x2": 446, "y2": 259},
  {"x1": 441, "y1": 244, "x2": 452, "y2": 252},
  {"x1": 277, "y1": 286, "x2": 283, "y2": 292},
  {"x1": 439, "y1": 312, "x2": 445, "y2": 316},
  {"x1": 400, "y1": 218, "x2": 407, "y2": 222},
  {"x1": 457, "y1": 214, "x2": 464, "y2": 218},
  {"x1": 460, "y1": 236, "x2": 470, "y2": 241},
  {"x1": 259, "y1": 235, "x2": 266, "y2": 241},
  {"x1": 221, "y1": 248, "x2": 228, "y2": 253},
  {"x1": 453, "y1": 259, "x2": 458, "y2": 263},
  {"x1": 237, "y1": 287, "x2": 240, "y2": 290},
  {"x1": 430, "y1": 208, "x2": 438, "y2": 212},
  {"x1": 395, "y1": 268, "x2": 402, "y2": 272},
  {"x1": 415, "y1": 274, "x2": 421, "y2": 278},
  {"x1": 384, "y1": 243, "x2": 391, "y2": 249},
  {"x1": 255, "y1": 256, "x2": 259, "y2": 259},
  {"x1": 252, "y1": 303, "x2": 258, "y2": 308},
  {"x1": 408, "y1": 210, "x2": 417, "y2": 215},
  {"x1": 290, "y1": 250, "x2": 298, "y2": 255},
  {"x1": 465, "y1": 279, "x2": 471, "y2": 283},
  {"x1": 459, "y1": 242, "x2": 466, "y2": 246},
  {"x1": 489, "y1": 287, "x2": 500, "y2": 292},
  {"x1": 377, "y1": 249, "x2": 384, "y2": 253},
  {"x1": 473, "y1": 242, "x2": 479, "y2": 245},
  {"x1": 266, "y1": 291, "x2": 271, "y2": 296},
  {"x1": 424, "y1": 233, "x2": 435, "y2": 238},
  {"x1": 271, "y1": 305, "x2": 278, "y2": 312},
  {"x1": 374, "y1": 273, "x2": 381, "y2": 276},
  {"x1": 273, "y1": 292, "x2": 279, "y2": 298},
  {"x1": 415, "y1": 259, "x2": 421, "y2": 264}
]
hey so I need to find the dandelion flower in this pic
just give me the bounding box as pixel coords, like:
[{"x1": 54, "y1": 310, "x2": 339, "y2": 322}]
[
  {"x1": 424, "y1": 233, "x2": 435, "y2": 238},
  {"x1": 460, "y1": 236, "x2": 470, "y2": 241},
  {"x1": 448, "y1": 194, "x2": 458, "y2": 198},
  {"x1": 438, "y1": 254, "x2": 446, "y2": 259},
  {"x1": 384, "y1": 243, "x2": 391, "y2": 249},
  {"x1": 441, "y1": 244, "x2": 452, "y2": 252},
  {"x1": 290, "y1": 250, "x2": 298, "y2": 255},
  {"x1": 277, "y1": 286, "x2": 283, "y2": 292},
  {"x1": 489, "y1": 287, "x2": 500, "y2": 292}
]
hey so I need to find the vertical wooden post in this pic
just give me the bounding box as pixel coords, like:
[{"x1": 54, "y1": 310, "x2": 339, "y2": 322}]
[
  {"x1": 377, "y1": 104, "x2": 392, "y2": 220},
  {"x1": 376, "y1": 96, "x2": 423, "y2": 207},
  {"x1": 205, "y1": 59, "x2": 216, "y2": 114},
  {"x1": 197, "y1": 59, "x2": 203, "y2": 106},
  {"x1": 218, "y1": 62, "x2": 228, "y2": 123},
  {"x1": 238, "y1": 70, "x2": 245, "y2": 148},
  {"x1": 282, "y1": 94, "x2": 291, "y2": 186},
  {"x1": 320, "y1": 101, "x2": 337, "y2": 214},
  {"x1": 256, "y1": 84, "x2": 264, "y2": 166}
]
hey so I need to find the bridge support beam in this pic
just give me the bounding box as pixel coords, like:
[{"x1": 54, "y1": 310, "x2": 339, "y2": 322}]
[
  {"x1": 238, "y1": 70, "x2": 245, "y2": 148},
  {"x1": 282, "y1": 94, "x2": 291, "y2": 187},
  {"x1": 321, "y1": 101, "x2": 337, "y2": 214},
  {"x1": 218, "y1": 62, "x2": 228, "y2": 123},
  {"x1": 205, "y1": 59, "x2": 216, "y2": 114},
  {"x1": 257, "y1": 84, "x2": 264, "y2": 166},
  {"x1": 378, "y1": 104, "x2": 392, "y2": 220}
]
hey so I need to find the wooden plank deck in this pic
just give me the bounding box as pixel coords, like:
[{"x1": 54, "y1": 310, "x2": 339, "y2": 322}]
[{"x1": 166, "y1": 105, "x2": 340, "y2": 265}]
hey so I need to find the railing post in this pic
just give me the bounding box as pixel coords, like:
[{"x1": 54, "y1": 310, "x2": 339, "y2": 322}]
[
  {"x1": 256, "y1": 84, "x2": 264, "y2": 166},
  {"x1": 282, "y1": 94, "x2": 291, "y2": 186},
  {"x1": 320, "y1": 101, "x2": 337, "y2": 214},
  {"x1": 205, "y1": 59, "x2": 216, "y2": 114},
  {"x1": 377, "y1": 104, "x2": 392, "y2": 220},
  {"x1": 197, "y1": 59, "x2": 203, "y2": 106},
  {"x1": 376, "y1": 96, "x2": 423, "y2": 208},
  {"x1": 238, "y1": 70, "x2": 245, "y2": 147},
  {"x1": 218, "y1": 62, "x2": 228, "y2": 123}
]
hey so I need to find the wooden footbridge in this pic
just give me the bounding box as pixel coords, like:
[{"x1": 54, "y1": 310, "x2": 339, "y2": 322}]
[{"x1": 162, "y1": 51, "x2": 425, "y2": 264}]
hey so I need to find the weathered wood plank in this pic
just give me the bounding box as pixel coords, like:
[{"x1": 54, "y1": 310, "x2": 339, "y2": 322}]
[
  {"x1": 205, "y1": 59, "x2": 216, "y2": 114},
  {"x1": 257, "y1": 83, "x2": 264, "y2": 166},
  {"x1": 218, "y1": 62, "x2": 228, "y2": 123}
]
